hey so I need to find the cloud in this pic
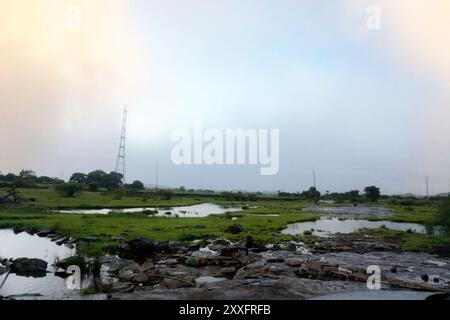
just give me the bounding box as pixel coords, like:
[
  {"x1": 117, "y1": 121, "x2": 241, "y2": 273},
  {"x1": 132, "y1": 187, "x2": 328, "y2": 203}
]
[
  {"x1": 0, "y1": 0, "x2": 145, "y2": 173},
  {"x1": 343, "y1": 0, "x2": 450, "y2": 191}
]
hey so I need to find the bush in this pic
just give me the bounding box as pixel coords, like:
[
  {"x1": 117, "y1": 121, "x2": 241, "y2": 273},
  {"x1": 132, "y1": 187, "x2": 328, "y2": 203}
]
[
  {"x1": 55, "y1": 183, "x2": 84, "y2": 197},
  {"x1": 437, "y1": 197, "x2": 450, "y2": 233}
]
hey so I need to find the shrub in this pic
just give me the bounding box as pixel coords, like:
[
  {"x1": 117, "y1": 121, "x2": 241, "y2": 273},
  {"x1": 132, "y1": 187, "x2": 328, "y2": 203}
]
[{"x1": 55, "y1": 183, "x2": 84, "y2": 197}]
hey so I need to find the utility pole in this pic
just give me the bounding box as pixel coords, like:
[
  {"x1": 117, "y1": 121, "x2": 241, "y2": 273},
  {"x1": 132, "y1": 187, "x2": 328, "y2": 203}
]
[
  {"x1": 115, "y1": 106, "x2": 127, "y2": 185},
  {"x1": 155, "y1": 161, "x2": 159, "y2": 191},
  {"x1": 426, "y1": 176, "x2": 429, "y2": 199}
]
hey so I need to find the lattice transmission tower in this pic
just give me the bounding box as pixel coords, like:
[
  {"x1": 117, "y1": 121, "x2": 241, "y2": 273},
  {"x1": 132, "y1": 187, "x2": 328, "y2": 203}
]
[{"x1": 115, "y1": 106, "x2": 128, "y2": 185}]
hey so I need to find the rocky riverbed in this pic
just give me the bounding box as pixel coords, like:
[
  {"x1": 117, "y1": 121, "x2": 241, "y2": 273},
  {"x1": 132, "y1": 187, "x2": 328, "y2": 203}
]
[
  {"x1": 2, "y1": 224, "x2": 450, "y2": 300},
  {"x1": 64, "y1": 232, "x2": 450, "y2": 300}
]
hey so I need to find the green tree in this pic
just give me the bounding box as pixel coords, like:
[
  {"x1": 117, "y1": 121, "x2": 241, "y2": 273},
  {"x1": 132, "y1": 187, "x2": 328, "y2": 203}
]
[
  {"x1": 305, "y1": 187, "x2": 321, "y2": 203},
  {"x1": 364, "y1": 186, "x2": 380, "y2": 202},
  {"x1": 437, "y1": 196, "x2": 450, "y2": 233},
  {"x1": 127, "y1": 180, "x2": 145, "y2": 190},
  {"x1": 19, "y1": 169, "x2": 36, "y2": 180},
  {"x1": 70, "y1": 172, "x2": 87, "y2": 184},
  {"x1": 86, "y1": 170, "x2": 107, "y2": 185},
  {"x1": 103, "y1": 172, "x2": 123, "y2": 189},
  {"x1": 348, "y1": 190, "x2": 360, "y2": 204}
]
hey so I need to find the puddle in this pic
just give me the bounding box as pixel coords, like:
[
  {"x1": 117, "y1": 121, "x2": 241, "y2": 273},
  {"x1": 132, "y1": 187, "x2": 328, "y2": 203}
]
[
  {"x1": 282, "y1": 217, "x2": 440, "y2": 237},
  {"x1": 56, "y1": 203, "x2": 242, "y2": 217},
  {"x1": 304, "y1": 206, "x2": 394, "y2": 216},
  {"x1": 195, "y1": 276, "x2": 226, "y2": 284},
  {"x1": 0, "y1": 229, "x2": 77, "y2": 299}
]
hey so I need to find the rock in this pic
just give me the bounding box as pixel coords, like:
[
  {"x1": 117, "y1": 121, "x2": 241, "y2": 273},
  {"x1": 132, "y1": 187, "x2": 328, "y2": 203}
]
[
  {"x1": 56, "y1": 256, "x2": 87, "y2": 272},
  {"x1": 284, "y1": 258, "x2": 305, "y2": 267},
  {"x1": 36, "y1": 230, "x2": 52, "y2": 237},
  {"x1": 238, "y1": 235, "x2": 260, "y2": 249},
  {"x1": 221, "y1": 246, "x2": 249, "y2": 265},
  {"x1": 213, "y1": 239, "x2": 232, "y2": 246},
  {"x1": 0, "y1": 265, "x2": 7, "y2": 276},
  {"x1": 421, "y1": 274, "x2": 429, "y2": 282},
  {"x1": 132, "y1": 272, "x2": 150, "y2": 284},
  {"x1": 84, "y1": 236, "x2": 100, "y2": 242},
  {"x1": 154, "y1": 240, "x2": 187, "y2": 254},
  {"x1": 120, "y1": 237, "x2": 155, "y2": 260},
  {"x1": 390, "y1": 266, "x2": 397, "y2": 273},
  {"x1": 108, "y1": 282, "x2": 136, "y2": 293},
  {"x1": 161, "y1": 276, "x2": 194, "y2": 289},
  {"x1": 159, "y1": 259, "x2": 178, "y2": 266},
  {"x1": 137, "y1": 260, "x2": 155, "y2": 273},
  {"x1": 185, "y1": 256, "x2": 199, "y2": 267},
  {"x1": 226, "y1": 224, "x2": 244, "y2": 234},
  {"x1": 294, "y1": 261, "x2": 343, "y2": 280},
  {"x1": 55, "y1": 236, "x2": 70, "y2": 246},
  {"x1": 13, "y1": 227, "x2": 24, "y2": 234},
  {"x1": 11, "y1": 258, "x2": 47, "y2": 277},
  {"x1": 220, "y1": 267, "x2": 237, "y2": 277}
]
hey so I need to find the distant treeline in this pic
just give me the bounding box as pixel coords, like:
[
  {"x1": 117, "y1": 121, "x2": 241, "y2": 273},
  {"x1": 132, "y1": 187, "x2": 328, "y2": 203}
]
[{"x1": 1, "y1": 169, "x2": 449, "y2": 203}]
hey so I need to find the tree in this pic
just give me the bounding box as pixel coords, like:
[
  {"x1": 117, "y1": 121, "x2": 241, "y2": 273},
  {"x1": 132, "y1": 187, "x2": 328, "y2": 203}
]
[
  {"x1": 55, "y1": 183, "x2": 84, "y2": 197},
  {"x1": 348, "y1": 190, "x2": 360, "y2": 204},
  {"x1": 364, "y1": 186, "x2": 380, "y2": 202},
  {"x1": 102, "y1": 172, "x2": 123, "y2": 189},
  {"x1": 19, "y1": 169, "x2": 36, "y2": 180},
  {"x1": 70, "y1": 172, "x2": 87, "y2": 184},
  {"x1": 437, "y1": 196, "x2": 450, "y2": 233},
  {"x1": 127, "y1": 180, "x2": 145, "y2": 190},
  {"x1": 86, "y1": 170, "x2": 107, "y2": 185},
  {"x1": 304, "y1": 187, "x2": 321, "y2": 203}
]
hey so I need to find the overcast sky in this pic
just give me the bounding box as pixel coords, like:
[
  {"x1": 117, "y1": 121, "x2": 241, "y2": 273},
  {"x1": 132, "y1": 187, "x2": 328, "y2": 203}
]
[{"x1": 1, "y1": 0, "x2": 450, "y2": 195}]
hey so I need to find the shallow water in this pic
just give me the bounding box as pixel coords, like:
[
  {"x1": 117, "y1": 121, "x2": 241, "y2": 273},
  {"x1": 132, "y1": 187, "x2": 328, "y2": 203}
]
[
  {"x1": 0, "y1": 229, "x2": 77, "y2": 299},
  {"x1": 282, "y1": 217, "x2": 439, "y2": 237},
  {"x1": 195, "y1": 276, "x2": 226, "y2": 284},
  {"x1": 56, "y1": 203, "x2": 242, "y2": 217}
]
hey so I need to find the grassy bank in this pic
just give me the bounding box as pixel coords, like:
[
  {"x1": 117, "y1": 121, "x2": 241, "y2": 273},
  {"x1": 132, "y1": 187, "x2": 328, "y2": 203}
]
[
  {"x1": 1, "y1": 187, "x2": 447, "y2": 256},
  {"x1": 370, "y1": 228, "x2": 450, "y2": 255},
  {"x1": 0, "y1": 210, "x2": 316, "y2": 256}
]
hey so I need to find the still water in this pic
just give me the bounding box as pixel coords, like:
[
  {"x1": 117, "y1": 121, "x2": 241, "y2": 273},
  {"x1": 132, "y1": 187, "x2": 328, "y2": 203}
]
[
  {"x1": 282, "y1": 217, "x2": 440, "y2": 237},
  {"x1": 0, "y1": 229, "x2": 76, "y2": 299},
  {"x1": 56, "y1": 203, "x2": 242, "y2": 217}
]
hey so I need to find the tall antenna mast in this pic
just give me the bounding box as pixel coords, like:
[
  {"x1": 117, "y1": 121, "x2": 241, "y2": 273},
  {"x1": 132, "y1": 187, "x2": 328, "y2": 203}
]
[
  {"x1": 313, "y1": 169, "x2": 317, "y2": 189},
  {"x1": 115, "y1": 106, "x2": 127, "y2": 185}
]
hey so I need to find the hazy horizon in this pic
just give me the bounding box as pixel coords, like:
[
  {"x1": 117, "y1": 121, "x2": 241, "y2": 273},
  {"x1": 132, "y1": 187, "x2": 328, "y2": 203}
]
[{"x1": 1, "y1": 0, "x2": 450, "y2": 196}]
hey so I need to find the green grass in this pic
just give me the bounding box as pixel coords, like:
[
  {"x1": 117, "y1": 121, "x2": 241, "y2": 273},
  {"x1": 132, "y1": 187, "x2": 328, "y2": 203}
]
[
  {"x1": 370, "y1": 228, "x2": 450, "y2": 254},
  {"x1": 0, "y1": 187, "x2": 208, "y2": 210},
  {"x1": 1, "y1": 187, "x2": 448, "y2": 257},
  {"x1": 0, "y1": 210, "x2": 316, "y2": 256}
]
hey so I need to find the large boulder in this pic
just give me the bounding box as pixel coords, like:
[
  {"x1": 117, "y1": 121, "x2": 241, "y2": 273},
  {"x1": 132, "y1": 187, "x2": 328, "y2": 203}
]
[
  {"x1": 120, "y1": 237, "x2": 155, "y2": 260},
  {"x1": 56, "y1": 256, "x2": 87, "y2": 273},
  {"x1": 11, "y1": 258, "x2": 48, "y2": 277},
  {"x1": 155, "y1": 240, "x2": 188, "y2": 254},
  {"x1": 161, "y1": 276, "x2": 195, "y2": 289},
  {"x1": 221, "y1": 246, "x2": 249, "y2": 265}
]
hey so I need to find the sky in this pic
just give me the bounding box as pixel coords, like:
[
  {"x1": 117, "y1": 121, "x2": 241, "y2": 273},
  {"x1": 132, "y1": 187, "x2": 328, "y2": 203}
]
[{"x1": 1, "y1": 0, "x2": 449, "y2": 195}]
